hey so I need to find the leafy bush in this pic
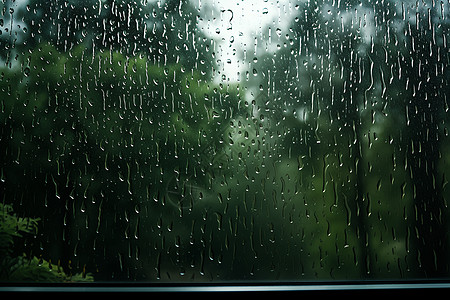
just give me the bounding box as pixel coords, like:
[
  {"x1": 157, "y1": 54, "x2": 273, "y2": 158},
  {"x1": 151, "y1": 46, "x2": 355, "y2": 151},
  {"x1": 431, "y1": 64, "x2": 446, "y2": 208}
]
[{"x1": 0, "y1": 203, "x2": 93, "y2": 282}]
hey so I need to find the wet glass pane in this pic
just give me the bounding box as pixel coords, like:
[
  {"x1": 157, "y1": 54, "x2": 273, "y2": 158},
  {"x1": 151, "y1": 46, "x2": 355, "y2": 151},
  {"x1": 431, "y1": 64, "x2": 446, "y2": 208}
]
[{"x1": 0, "y1": 0, "x2": 449, "y2": 285}]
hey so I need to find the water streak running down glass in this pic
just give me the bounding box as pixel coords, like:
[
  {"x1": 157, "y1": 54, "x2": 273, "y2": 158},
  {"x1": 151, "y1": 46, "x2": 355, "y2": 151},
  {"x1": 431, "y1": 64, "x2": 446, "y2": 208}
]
[{"x1": 0, "y1": 0, "x2": 449, "y2": 286}]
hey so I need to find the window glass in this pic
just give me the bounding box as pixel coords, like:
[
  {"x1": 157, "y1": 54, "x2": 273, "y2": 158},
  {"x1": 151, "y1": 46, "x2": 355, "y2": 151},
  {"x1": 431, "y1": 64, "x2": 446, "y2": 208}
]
[{"x1": 0, "y1": 0, "x2": 449, "y2": 285}]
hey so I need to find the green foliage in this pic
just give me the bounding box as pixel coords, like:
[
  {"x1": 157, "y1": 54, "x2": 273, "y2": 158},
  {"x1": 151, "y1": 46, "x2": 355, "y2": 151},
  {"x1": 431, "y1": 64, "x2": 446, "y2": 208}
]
[
  {"x1": 0, "y1": 203, "x2": 39, "y2": 258},
  {"x1": 0, "y1": 36, "x2": 244, "y2": 279},
  {"x1": 244, "y1": 0, "x2": 450, "y2": 279},
  {"x1": 0, "y1": 203, "x2": 93, "y2": 282}
]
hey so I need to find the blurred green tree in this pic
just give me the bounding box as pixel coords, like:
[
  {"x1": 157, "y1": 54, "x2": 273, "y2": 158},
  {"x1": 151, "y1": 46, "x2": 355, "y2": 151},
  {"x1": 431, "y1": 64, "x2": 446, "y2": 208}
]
[
  {"x1": 243, "y1": 0, "x2": 449, "y2": 279},
  {"x1": 0, "y1": 0, "x2": 243, "y2": 281}
]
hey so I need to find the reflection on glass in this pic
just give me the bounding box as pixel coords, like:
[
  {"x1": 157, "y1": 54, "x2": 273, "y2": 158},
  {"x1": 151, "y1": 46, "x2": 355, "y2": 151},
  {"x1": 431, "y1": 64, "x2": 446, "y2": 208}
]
[{"x1": 0, "y1": 0, "x2": 449, "y2": 284}]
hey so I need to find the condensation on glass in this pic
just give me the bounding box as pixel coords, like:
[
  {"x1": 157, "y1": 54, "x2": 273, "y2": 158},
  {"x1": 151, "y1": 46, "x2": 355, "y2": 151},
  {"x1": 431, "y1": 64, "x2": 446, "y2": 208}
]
[{"x1": 0, "y1": 0, "x2": 449, "y2": 283}]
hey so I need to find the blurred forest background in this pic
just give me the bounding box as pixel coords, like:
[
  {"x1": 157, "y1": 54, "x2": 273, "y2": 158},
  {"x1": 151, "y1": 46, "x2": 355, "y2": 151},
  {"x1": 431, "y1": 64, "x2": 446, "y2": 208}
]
[{"x1": 0, "y1": 0, "x2": 449, "y2": 282}]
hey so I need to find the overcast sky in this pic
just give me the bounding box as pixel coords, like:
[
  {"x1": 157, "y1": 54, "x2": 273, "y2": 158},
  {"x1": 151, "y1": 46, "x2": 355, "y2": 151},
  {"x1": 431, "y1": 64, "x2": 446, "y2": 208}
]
[{"x1": 199, "y1": 0, "x2": 295, "y2": 82}]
